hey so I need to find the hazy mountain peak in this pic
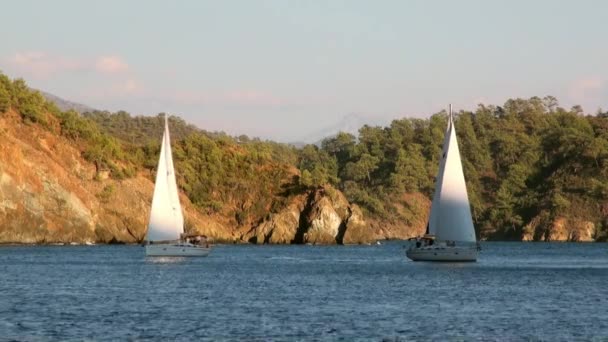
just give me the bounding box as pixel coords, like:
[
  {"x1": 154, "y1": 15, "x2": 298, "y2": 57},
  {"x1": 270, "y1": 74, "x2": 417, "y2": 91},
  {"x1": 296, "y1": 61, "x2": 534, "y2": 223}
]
[{"x1": 38, "y1": 90, "x2": 96, "y2": 114}]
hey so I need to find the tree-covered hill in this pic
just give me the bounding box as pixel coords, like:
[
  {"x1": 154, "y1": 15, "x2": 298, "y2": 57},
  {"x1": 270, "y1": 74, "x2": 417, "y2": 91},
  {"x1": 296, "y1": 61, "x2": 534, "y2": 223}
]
[
  {"x1": 299, "y1": 97, "x2": 608, "y2": 241},
  {"x1": 83, "y1": 111, "x2": 200, "y2": 145},
  {"x1": 2, "y1": 70, "x2": 607, "y2": 241}
]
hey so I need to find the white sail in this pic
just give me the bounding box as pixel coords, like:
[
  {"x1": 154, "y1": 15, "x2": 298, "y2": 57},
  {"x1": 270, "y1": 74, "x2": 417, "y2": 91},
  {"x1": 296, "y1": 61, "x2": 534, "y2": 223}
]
[
  {"x1": 427, "y1": 110, "x2": 451, "y2": 235},
  {"x1": 429, "y1": 107, "x2": 476, "y2": 243},
  {"x1": 163, "y1": 116, "x2": 184, "y2": 232},
  {"x1": 146, "y1": 115, "x2": 184, "y2": 241}
]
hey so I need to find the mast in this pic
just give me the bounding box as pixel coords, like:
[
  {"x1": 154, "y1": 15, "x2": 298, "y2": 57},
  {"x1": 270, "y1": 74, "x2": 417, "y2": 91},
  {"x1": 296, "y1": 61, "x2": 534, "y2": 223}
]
[{"x1": 449, "y1": 104, "x2": 452, "y2": 121}]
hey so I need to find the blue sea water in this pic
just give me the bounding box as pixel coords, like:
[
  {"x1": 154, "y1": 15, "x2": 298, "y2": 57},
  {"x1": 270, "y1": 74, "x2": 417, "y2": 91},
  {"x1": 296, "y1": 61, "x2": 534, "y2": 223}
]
[{"x1": 0, "y1": 242, "x2": 607, "y2": 341}]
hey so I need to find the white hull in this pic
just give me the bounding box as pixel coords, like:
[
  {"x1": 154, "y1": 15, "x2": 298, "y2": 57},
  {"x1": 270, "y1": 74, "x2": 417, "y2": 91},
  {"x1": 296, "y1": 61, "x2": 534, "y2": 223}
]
[
  {"x1": 406, "y1": 245, "x2": 477, "y2": 262},
  {"x1": 146, "y1": 243, "x2": 211, "y2": 257}
]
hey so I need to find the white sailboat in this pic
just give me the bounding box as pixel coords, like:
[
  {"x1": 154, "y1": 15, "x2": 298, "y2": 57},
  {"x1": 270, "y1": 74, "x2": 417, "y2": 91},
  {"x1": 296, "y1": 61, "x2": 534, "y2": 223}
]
[
  {"x1": 406, "y1": 105, "x2": 479, "y2": 262},
  {"x1": 145, "y1": 114, "x2": 211, "y2": 257}
]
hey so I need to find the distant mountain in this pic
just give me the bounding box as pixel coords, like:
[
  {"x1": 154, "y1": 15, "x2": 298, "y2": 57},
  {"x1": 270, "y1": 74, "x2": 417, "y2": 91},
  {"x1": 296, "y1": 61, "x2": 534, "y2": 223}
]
[
  {"x1": 295, "y1": 113, "x2": 391, "y2": 145},
  {"x1": 39, "y1": 91, "x2": 96, "y2": 114}
]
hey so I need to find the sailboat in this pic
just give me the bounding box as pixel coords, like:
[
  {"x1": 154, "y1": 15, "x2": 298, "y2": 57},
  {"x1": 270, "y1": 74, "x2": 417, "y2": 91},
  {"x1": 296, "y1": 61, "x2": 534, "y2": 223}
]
[
  {"x1": 406, "y1": 105, "x2": 479, "y2": 262},
  {"x1": 145, "y1": 114, "x2": 211, "y2": 257}
]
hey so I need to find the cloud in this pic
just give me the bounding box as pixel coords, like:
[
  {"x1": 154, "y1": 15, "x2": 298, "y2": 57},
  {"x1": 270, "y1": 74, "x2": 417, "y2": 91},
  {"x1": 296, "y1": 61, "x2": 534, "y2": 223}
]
[
  {"x1": 114, "y1": 78, "x2": 142, "y2": 95},
  {"x1": 80, "y1": 78, "x2": 145, "y2": 101},
  {"x1": 3, "y1": 51, "x2": 130, "y2": 79},
  {"x1": 95, "y1": 56, "x2": 129, "y2": 73},
  {"x1": 5, "y1": 51, "x2": 86, "y2": 78}
]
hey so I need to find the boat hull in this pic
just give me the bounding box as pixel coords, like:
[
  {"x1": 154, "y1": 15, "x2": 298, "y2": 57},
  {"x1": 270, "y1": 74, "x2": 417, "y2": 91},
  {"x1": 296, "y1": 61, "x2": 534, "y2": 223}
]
[
  {"x1": 145, "y1": 244, "x2": 211, "y2": 257},
  {"x1": 406, "y1": 246, "x2": 477, "y2": 262}
]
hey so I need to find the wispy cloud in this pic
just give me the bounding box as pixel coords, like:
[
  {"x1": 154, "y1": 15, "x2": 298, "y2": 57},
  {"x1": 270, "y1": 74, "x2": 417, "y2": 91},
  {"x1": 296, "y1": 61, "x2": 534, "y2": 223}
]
[
  {"x1": 568, "y1": 76, "x2": 605, "y2": 103},
  {"x1": 95, "y1": 55, "x2": 129, "y2": 73},
  {"x1": 3, "y1": 51, "x2": 130, "y2": 79},
  {"x1": 3, "y1": 50, "x2": 142, "y2": 104},
  {"x1": 80, "y1": 78, "x2": 145, "y2": 101},
  {"x1": 114, "y1": 78, "x2": 143, "y2": 95},
  {"x1": 5, "y1": 51, "x2": 86, "y2": 78}
]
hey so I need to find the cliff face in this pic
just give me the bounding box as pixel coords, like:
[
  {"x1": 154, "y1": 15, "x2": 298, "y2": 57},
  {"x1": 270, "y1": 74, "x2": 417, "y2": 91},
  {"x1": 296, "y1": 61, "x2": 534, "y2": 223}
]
[
  {"x1": 522, "y1": 213, "x2": 595, "y2": 242},
  {"x1": 240, "y1": 187, "x2": 374, "y2": 245}
]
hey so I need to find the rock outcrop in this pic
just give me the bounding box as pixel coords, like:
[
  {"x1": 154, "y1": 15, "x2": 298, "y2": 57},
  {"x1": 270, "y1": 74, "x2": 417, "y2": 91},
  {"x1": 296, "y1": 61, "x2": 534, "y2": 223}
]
[
  {"x1": 241, "y1": 186, "x2": 375, "y2": 245},
  {"x1": 302, "y1": 188, "x2": 347, "y2": 244},
  {"x1": 341, "y1": 204, "x2": 369, "y2": 244},
  {"x1": 522, "y1": 212, "x2": 595, "y2": 242},
  {"x1": 548, "y1": 218, "x2": 595, "y2": 242},
  {"x1": 242, "y1": 196, "x2": 305, "y2": 244}
]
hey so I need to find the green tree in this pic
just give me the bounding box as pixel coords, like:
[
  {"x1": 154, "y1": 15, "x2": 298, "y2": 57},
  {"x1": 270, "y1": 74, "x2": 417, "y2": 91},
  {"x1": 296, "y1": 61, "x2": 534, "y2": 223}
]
[
  {"x1": 343, "y1": 153, "x2": 380, "y2": 184},
  {"x1": 0, "y1": 73, "x2": 11, "y2": 113},
  {"x1": 297, "y1": 144, "x2": 338, "y2": 185},
  {"x1": 300, "y1": 169, "x2": 314, "y2": 188},
  {"x1": 11, "y1": 78, "x2": 47, "y2": 124},
  {"x1": 389, "y1": 145, "x2": 428, "y2": 192}
]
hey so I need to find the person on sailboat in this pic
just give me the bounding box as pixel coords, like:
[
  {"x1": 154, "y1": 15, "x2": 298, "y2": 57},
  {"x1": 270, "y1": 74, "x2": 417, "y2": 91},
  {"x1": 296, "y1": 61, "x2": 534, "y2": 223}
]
[{"x1": 192, "y1": 235, "x2": 209, "y2": 247}]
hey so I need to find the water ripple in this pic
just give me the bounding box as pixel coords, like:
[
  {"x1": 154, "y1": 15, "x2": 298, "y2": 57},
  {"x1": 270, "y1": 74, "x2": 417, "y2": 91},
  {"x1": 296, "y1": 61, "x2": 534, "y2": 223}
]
[{"x1": 0, "y1": 242, "x2": 607, "y2": 340}]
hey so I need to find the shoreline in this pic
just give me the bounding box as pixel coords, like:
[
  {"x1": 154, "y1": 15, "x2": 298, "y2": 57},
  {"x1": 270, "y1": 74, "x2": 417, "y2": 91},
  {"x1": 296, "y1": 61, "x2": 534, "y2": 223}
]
[{"x1": 0, "y1": 239, "x2": 604, "y2": 247}]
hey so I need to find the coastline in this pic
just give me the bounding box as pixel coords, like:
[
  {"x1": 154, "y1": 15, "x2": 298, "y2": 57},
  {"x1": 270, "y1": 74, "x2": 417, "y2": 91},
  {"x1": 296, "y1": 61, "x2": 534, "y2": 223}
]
[{"x1": 0, "y1": 238, "x2": 604, "y2": 247}]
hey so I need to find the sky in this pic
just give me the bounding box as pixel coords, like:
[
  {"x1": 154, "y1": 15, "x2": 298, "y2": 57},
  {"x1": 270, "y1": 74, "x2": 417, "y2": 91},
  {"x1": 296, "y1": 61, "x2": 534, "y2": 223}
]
[{"x1": 1, "y1": 0, "x2": 607, "y2": 141}]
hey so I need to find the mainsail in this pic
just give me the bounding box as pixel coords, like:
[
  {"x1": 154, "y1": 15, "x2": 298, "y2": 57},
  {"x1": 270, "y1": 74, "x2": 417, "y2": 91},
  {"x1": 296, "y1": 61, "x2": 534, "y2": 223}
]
[
  {"x1": 427, "y1": 106, "x2": 476, "y2": 243},
  {"x1": 146, "y1": 115, "x2": 184, "y2": 241},
  {"x1": 427, "y1": 110, "x2": 452, "y2": 236}
]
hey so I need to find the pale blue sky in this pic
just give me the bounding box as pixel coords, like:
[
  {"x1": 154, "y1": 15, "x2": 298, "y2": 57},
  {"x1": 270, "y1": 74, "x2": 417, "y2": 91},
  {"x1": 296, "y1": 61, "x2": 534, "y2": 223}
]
[{"x1": 1, "y1": 0, "x2": 606, "y2": 141}]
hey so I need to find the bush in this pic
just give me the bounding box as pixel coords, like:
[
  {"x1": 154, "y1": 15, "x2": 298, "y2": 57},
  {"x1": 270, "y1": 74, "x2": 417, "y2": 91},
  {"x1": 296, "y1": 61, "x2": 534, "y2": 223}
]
[
  {"x1": 96, "y1": 185, "x2": 115, "y2": 203},
  {"x1": 11, "y1": 79, "x2": 46, "y2": 124}
]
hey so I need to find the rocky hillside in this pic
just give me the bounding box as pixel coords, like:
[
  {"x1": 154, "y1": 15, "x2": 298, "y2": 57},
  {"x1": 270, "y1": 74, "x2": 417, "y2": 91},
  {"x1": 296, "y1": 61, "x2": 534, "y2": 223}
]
[
  {"x1": 1, "y1": 72, "x2": 606, "y2": 243},
  {"x1": 0, "y1": 110, "x2": 204, "y2": 243},
  {"x1": 0, "y1": 109, "x2": 405, "y2": 244}
]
